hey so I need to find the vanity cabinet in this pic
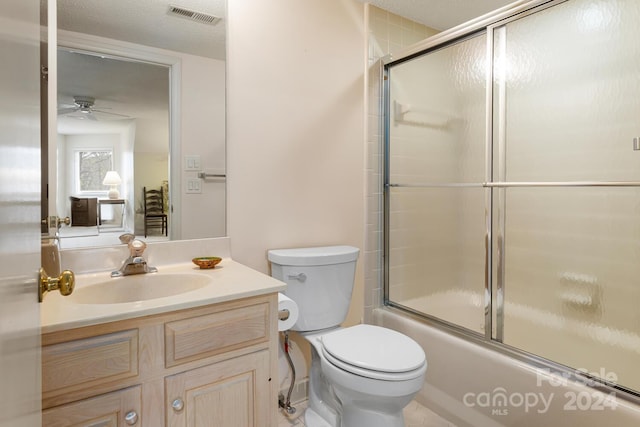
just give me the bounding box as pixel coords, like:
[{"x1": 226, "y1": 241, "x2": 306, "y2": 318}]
[
  {"x1": 41, "y1": 294, "x2": 278, "y2": 427},
  {"x1": 41, "y1": 386, "x2": 141, "y2": 427},
  {"x1": 165, "y1": 351, "x2": 270, "y2": 426}
]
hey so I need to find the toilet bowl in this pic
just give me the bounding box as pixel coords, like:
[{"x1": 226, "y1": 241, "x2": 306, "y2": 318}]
[
  {"x1": 268, "y1": 246, "x2": 427, "y2": 427},
  {"x1": 307, "y1": 325, "x2": 426, "y2": 427}
]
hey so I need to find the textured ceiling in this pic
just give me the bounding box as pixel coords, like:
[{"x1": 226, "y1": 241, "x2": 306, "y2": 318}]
[
  {"x1": 57, "y1": 0, "x2": 226, "y2": 60},
  {"x1": 55, "y1": 0, "x2": 517, "y2": 60}
]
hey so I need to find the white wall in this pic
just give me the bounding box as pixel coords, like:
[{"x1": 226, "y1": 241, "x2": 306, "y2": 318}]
[{"x1": 227, "y1": 0, "x2": 366, "y2": 327}]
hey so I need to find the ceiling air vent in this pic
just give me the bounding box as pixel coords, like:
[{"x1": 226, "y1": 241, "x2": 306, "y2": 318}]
[{"x1": 167, "y1": 5, "x2": 221, "y2": 25}]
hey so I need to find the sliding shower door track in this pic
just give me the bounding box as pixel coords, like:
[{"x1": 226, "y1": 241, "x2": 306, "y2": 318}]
[{"x1": 387, "y1": 181, "x2": 640, "y2": 188}]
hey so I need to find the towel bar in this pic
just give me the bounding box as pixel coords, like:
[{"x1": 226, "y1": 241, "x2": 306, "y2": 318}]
[{"x1": 197, "y1": 172, "x2": 226, "y2": 179}]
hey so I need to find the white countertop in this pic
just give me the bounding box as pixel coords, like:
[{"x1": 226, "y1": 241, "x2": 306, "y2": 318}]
[{"x1": 41, "y1": 258, "x2": 286, "y2": 334}]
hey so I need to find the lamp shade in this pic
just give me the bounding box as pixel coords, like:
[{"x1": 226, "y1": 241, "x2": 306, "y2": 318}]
[
  {"x1": 103, "y1": 171, "x2": 122, "y2": 199},
  {"x1": 102, "y1": 171, "x2": 122, "y2": 186}
]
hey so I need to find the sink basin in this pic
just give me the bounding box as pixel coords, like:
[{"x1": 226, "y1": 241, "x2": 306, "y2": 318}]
[{"x1": 72, "y1": 273, "x2": 211, "y2": 304}]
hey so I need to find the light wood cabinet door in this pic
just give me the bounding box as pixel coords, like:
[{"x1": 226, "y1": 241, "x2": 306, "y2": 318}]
[
  {"x1": 42, "y1": 385, "x2": 142, "y2": 427},
  {"x1": 165, "y1": 350, "x2": 271, "y2": 427},
  {"x1": 42, "y1": 329, "x2": 139, "y2": 408}
]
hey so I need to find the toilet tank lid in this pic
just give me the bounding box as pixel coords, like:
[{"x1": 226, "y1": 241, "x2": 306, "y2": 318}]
[{"x1": 268, "y1": 245, "x2": 359, "y2": 266}]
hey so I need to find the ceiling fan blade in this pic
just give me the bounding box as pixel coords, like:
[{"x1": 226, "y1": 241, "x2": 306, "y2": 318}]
[
  {"x1": 92, "y1": 109, "x2": 130, "y2": 118},
  {"x1": 86, "y1": 113, "x2": 98, "y2": 121},
  {"x1": 58, "y1": 106, "x2": 79, "y2": 115}
]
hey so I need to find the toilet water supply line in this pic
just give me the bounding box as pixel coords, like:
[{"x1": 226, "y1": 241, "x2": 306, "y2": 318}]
[{"x1": 279, "y1": 331, "x2": 297, "y2": 415}]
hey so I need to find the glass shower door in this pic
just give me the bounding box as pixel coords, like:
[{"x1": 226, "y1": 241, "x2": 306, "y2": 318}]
[
  {"x1": 493, "y1": 0, "x2": 640, "y2": 391},
  {"x1": 386, "y1": 33, "x2": 489, "y2": 335}
]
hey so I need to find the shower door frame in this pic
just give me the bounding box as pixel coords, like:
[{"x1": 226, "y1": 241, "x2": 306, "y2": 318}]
[{"x1": 382, "y1": 0, "x2": 640, "y2": 401}]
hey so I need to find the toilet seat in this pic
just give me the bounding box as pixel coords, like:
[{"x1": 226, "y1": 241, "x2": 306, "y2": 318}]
[{"x1": 320, "y1": 324, "x2": 426, "y2": 381}]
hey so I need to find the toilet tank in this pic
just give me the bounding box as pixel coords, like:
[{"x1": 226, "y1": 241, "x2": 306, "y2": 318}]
[{"x1": 268, "y1": 246, "x2": 359, "y2": 332}]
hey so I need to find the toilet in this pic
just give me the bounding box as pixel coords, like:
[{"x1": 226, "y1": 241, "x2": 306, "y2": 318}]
[{"x1": 268, "y1": 245, "x2": 427, "y2": 427}]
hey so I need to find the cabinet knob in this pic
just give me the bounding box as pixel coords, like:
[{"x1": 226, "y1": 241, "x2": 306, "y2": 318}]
[
  {"x1": 124, "y1": 411, "x2": 138, "y2": 425},
  {"x1": 172, "y1": 398, "x2": 184, "y2": 412}
]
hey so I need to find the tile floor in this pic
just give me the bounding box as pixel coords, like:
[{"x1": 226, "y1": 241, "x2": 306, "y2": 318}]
[{"x1": 277, "y1": 400, "x2": 456, "y2": 427}]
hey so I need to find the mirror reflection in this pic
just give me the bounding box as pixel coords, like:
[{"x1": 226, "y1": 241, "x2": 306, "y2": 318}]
[
  {"x1": 52, "y1": 0, "x2": 226, "y2": 249},
  {"x1": 57, "y1": 49, "x2": 170, "y2": 245}
]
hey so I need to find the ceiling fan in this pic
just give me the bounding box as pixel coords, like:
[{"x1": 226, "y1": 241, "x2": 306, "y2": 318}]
[{"x1": 57, "y1": 96, "x2": 130, "y2": 121}]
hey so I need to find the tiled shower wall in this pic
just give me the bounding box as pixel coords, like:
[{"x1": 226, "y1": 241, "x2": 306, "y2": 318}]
[{"x1": 363, "y1": 5, "x2": 438, "y2": 322}]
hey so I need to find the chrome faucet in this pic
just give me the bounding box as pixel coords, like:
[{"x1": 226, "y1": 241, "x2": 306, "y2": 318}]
[{"x1": 111, "y1": 234, "x2": 158, "y2": 277}]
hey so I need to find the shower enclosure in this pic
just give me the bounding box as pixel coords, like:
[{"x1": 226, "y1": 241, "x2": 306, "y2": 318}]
[{"x1": 384, "y1": 0, "x2": 640, "y2": 395}]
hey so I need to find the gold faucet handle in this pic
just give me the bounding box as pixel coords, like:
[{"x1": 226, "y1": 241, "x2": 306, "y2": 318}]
[{"x1": 39, "y1": 268, "x2": 75, "y2": 302}]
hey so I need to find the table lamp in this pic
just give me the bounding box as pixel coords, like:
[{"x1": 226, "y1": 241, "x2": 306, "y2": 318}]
[{"x1": 103, "y1": 171, "x2": 122, "y2": 199}]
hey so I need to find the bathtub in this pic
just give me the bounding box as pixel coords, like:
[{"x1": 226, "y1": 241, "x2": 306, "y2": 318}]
[{"x1": 374, "y1": 294, "x2": 640, "y2": 426}]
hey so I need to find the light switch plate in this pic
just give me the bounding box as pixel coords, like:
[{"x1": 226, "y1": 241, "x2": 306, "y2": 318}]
[
  {"x1": 184, "y1": 155, "x2": 201, "y2": 171},
  {"x1": 186, "y1": 178, "x2": 202, "y2": 194}
]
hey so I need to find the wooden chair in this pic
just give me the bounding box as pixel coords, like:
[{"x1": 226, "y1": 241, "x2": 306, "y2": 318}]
[{"x1": 143, "y1": 186, "x2": 168, "y2": 237}]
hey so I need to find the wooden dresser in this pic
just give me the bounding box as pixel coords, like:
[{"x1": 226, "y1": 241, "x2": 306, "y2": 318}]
[{"x1": 69, "y1": 197, "x2": 98, "y2": 226}]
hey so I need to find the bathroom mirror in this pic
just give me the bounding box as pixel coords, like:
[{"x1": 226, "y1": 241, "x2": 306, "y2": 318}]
[{"x1": 48, "y1": 0, "x2": 226, "y2": 248}]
